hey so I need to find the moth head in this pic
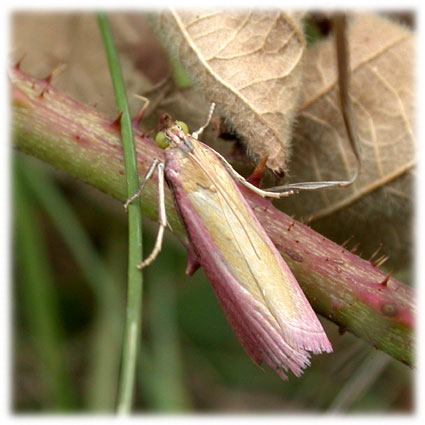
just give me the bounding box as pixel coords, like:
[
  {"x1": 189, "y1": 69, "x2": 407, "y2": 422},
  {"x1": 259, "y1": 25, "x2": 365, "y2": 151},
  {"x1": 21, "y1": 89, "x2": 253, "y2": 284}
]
[
  {"x1": 155, "y1": 114, "x2": 190, "y2": 149},
  {"x1": 175, "y1": 120, "x2": 189, "y2": 133},
  {"x1": 154, "y1": 131, "x2": 170, "y2": 149}
]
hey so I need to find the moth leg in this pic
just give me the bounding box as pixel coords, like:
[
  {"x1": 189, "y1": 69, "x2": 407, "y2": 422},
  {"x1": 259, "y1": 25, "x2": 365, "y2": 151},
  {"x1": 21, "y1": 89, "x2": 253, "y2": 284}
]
[
  {"x1": 218, "y1": 147, "x2": 357, "y2": 198},
  {"x1": 124, "y1": 158, "x2": 161, "y2": 212},
  {"x1": 190, "y1": 101, "x2": 352, "y2": 198},
  {"x1": 220, "y1": 147, "x2": 358, "y2": 196},
  {"x1": 192, "y1": 102, "x2": 216, "y2": 140},
  {"x1": 213, "y1": 149, "x2": 295, "y2": 199},
  {"x1": 261, "y1": 174, "x2": 359, "y2": 194},
  {"x1": 137, "y1": 162, "x2": 167, "y2": 269}
]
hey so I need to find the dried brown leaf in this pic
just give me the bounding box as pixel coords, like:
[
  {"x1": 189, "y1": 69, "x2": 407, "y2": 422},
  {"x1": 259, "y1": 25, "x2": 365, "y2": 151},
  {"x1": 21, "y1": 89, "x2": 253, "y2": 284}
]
[
  {"x1": 11, "y1": 13, "x2": 167, "y2": 117},
  {"x1": 277, "y1": 13, "x2": 415, "y2": 268},
  {"x1": 155, "y1": 9, "x2": 306, "y2": 173}
]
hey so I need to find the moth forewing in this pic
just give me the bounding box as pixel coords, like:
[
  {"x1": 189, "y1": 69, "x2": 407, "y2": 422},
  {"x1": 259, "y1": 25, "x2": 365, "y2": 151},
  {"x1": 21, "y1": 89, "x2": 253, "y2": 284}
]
[
  {"x1": 163, "y1": 132, "x2": 332, "y2": 378},
  {"x1": 191, "y1": 138, "x2": 330, "y2": 350}
]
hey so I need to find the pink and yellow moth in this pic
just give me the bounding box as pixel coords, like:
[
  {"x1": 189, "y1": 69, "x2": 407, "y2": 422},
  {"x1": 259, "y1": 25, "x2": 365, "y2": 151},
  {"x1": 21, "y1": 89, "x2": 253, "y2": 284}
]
[
  {"x1": 125, "y1": 15, "x2": 361, "y2": 380},
  {"x1": 126, "y1": 104, "x2": 334, "y2": 380}
]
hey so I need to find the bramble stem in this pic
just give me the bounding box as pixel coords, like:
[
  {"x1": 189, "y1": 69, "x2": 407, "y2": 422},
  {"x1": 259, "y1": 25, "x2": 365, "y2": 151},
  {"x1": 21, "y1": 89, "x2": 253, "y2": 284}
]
[{"x1": 11, "y1": 65, "x2": 414, "y2": 367}]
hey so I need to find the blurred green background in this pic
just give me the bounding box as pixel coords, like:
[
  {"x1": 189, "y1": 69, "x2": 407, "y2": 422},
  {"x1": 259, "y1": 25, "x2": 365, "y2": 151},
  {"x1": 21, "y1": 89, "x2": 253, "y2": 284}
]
[{"x1": 11, "y1": 12, "x2": 413, "y2": 413}]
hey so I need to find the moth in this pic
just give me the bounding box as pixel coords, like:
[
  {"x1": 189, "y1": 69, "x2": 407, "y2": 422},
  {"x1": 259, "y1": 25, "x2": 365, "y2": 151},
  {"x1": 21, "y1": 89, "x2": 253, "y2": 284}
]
[
  {"x1": 124, "y1": 14, "x2": 360, "y2": 380},
  {"x1": 125, "y1": 103, "x2": 340, "y2": 379}
]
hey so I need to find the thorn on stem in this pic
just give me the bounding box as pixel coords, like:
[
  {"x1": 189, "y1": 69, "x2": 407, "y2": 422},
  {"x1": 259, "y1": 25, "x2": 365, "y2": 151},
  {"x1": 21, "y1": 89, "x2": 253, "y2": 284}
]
[
  {"x1": 111, "y1": 111, "x2": 124, "y2": 129},
  {"x1": 44, "y1": 63, "x2": 66, "y2": 85},
  {"x1": 368, "y1": 242, "x2": 383, "y2": 262},
  {"x1": 373, "y1": 254, "x2": 390, "y2": 268},
  {"x1": 379, "y1": 256, "x2": 390, "y2": 268},
  {"x1": 247, "y1": 156, "x2": 268, "y2": 187},
  {"x1": 350, "y1": 242, "x2": 360, "y2": 253},
  {"x1": 304, "y1": 215, "x2": 315, "y2": 226},
  {"x1": 37, "y1": 65, "x2": 66, "y2": 99},
  {"x1": 14, "y1": 55, "x2": 26, "y2": 70},
  {"x1": 379, "y1": 270, "x2": 393, "y2": 287},
  {"x1": 287, "y1": 221, "x2": 295, "y2": 232},
  {"x1": 38, "y1": 86, "x2": 48, "y2": 99},
  {"x1": 341, "y1": 235, "x2": 354, "y2": 248}
]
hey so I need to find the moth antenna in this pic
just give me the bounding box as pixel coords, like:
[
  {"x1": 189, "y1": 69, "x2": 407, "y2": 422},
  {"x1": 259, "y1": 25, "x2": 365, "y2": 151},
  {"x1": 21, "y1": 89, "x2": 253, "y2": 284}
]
[
  {"x1": 192, "y1": 102, "x2": 216, "y2": 139},
  {"x1": 137, "y1": 163, "x2": 167, "y2": 269}
]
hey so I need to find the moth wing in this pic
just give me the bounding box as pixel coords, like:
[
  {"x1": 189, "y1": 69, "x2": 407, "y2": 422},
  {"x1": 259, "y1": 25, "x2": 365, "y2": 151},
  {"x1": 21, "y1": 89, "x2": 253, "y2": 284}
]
[{"x1": 202, "y1": 149, "x2": 332, "y2": 354}]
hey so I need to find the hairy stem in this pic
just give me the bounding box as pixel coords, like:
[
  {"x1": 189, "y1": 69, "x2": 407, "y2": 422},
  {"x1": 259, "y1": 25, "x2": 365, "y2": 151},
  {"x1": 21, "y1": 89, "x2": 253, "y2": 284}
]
[{"x1": 11, "y1": 65, "x2": 414, "y2": 367}]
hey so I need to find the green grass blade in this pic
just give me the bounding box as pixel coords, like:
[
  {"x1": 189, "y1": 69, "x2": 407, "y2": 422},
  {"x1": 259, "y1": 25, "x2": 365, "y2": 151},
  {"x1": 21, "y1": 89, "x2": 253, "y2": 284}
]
[
  {"x1": 17, "y1": 155, "x2": 123, "y2": 411},
  {"x1": 14, "y1": 164, "x2": 76, "y2": 411},
  {"x1": 138, "y1": 255, "x2": 192, "y2": 411},
  {"x1": 97, "y1": 12, "x2": 144, "y2": 414}
]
